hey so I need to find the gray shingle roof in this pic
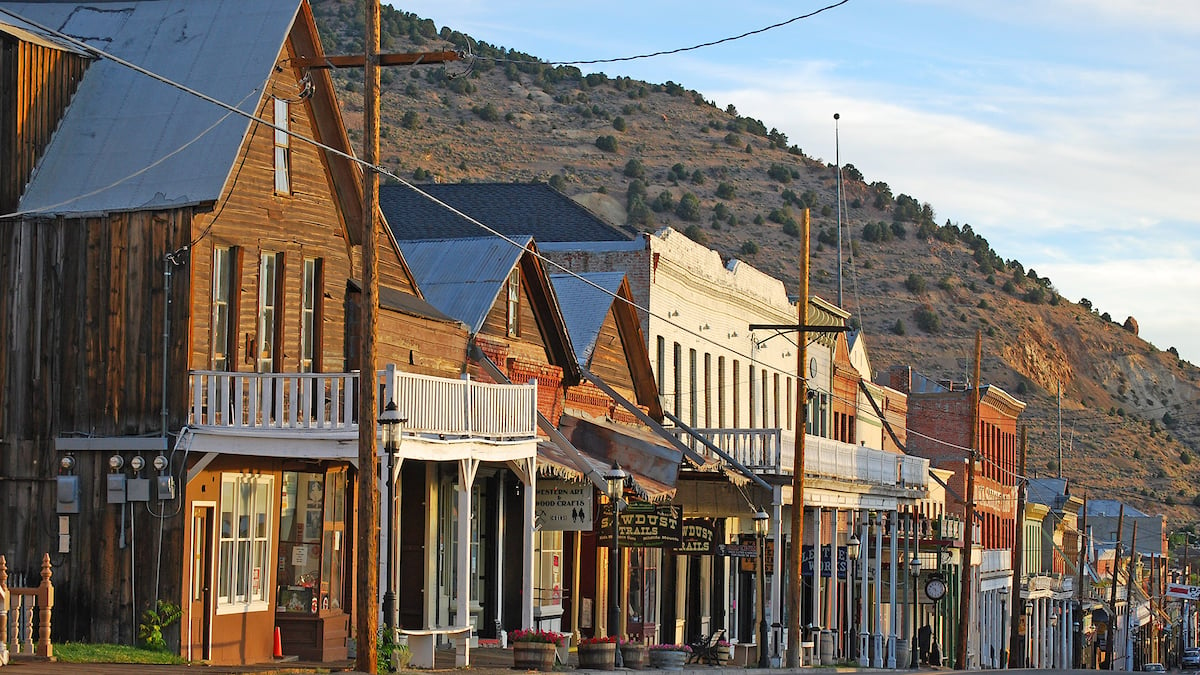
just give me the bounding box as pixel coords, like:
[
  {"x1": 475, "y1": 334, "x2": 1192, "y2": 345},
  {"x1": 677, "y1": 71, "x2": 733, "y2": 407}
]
[
  {"x1": 1, "y1": 0, "x2": 298, "y2": 216},
  {"x1": 379, "y1": 182, "x2": 636, "y2": 242},
  {"x1": 549, "y1": 272, "x2": 626, "y2": 367},
  {"x1": 397, "y1": 237, "x2": 532, "y2": 334}
]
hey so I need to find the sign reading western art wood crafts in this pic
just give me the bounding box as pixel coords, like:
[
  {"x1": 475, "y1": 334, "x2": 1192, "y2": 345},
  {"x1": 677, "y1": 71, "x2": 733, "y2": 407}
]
[
  {"x1": 535, "y1": 478, "x2": 594, "y2": 531},
  {"x1": 596, "y1": 502, "x2": 682, "y2": 548}
]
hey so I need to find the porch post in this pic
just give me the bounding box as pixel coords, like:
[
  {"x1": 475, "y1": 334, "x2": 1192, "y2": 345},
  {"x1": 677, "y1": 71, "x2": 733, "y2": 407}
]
[
  {"x1": 520, "y1": 457, "x2": 536, "y2": 629},
  {"x1": 887, "y1": 511, "x2": 897, "y2": 669},
  {"x1": 873, "y1": 514, "x2": 884, "y2": 668},
  {"x1": 771, "y1": 489, "x2": 784, "y2": 661},
  {"x1": 458, "y1": 458, "x2": 480, "y2": 636},
  {"x1": 859, "y1": 514, "x2": 869, "y2": 667},
  {"x1": 812, "y1": 506, "x2": 822, "y2": 645}
]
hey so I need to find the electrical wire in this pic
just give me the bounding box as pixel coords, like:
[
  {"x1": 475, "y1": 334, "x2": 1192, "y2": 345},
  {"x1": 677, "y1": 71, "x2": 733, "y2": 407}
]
[{"x1": 477, "y1": 0, "x2": 852, "y2": 67}]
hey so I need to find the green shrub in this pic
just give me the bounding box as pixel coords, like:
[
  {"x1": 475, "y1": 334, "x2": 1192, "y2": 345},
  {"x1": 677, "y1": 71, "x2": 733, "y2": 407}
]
[
  {"x1": 548, "y1": 174, "x2": 566, "y2": 191},
  {"x1": 138, "y1": 600, "x2": 182, "y2": 652},
  {"x1": 913, "y1": 305, "x2": 940, "y2": 333},
  {"x1": 675, "y1": 192, "x2": 702, "y2": 221},
  {"x1": 905, "y1": 274, "x2": 927, "y2": 294},
  {"x1": 716, "y1": 182, "x2": 736, "y2": 200},
  {"x1": 472, "y1": 102, "x2": 500, "y2": 121},
  {"x1": 612, "y1": 116, "x2": 627, "y2": 132},
  {"x1": 623, "y1": 159, "x2": 645, "y2": 179},
  {"x1": 595, "y1": 135, "x2": 618, "y2": 152},
  {"x1": 892, "y1": 319, "x2": 906, "y2": 336},
  {"x1": 740, "y1": 240, "x2": 759, "y2": 255},
  {"x1": 683, "y1": 224, "x2": 708, "y2": 245},
  {"x1": 651, "y1": 191, "x2": 674, "y2": 213}
]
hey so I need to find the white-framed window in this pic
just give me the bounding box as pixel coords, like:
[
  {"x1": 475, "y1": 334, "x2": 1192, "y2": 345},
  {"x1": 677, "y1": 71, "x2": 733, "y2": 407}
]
[
  {"x1": 506, "y1": 268, "x2": 520, "y2": 337},
  {"x1": 217, "y1": 473, "x2": 274, "y2": 614},
  {"x1": 274, "y1": 98, "x2": 291, "y2": 195},
  {"x1": 257, "y1": 252, "x2": 281, "y2": 373},
  {"x1": 211, "y1": 246, "x2": 236, "y2": 370},
  {"x1": 300, "y1": 257, "x2": 321, "y2": 373}
]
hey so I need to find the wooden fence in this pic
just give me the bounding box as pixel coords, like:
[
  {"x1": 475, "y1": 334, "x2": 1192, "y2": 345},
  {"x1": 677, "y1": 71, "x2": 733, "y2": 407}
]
[{"x1": 0, "y1": 553, "x2": 54, "y2": 663}]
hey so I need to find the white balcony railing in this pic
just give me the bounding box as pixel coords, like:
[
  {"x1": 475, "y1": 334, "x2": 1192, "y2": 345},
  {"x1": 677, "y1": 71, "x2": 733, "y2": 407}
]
[
  {"x1": 672, "y1": 427, "x2": 929, "y2": 490},
  {"x1": 189, "y1": 368, "x2": 537, "y2": 440}
]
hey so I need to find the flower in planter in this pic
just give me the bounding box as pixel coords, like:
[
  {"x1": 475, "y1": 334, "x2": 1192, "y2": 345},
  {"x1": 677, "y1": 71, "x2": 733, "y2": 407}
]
[
  {"x1": 716, "y1": 640, "x2": 730, "y2": 648},
  {"x1": 648, "y1": 644, "x2": 692, "y2": 652},
  {"x1": 619, "y1": 636, "x2": 645, "y2": 646},
  {"x1": 509, "y1": 628, "x2": 566, "y2": 645},
  {"x1": 580, "y1": 636, "x2": 618, "y2": 645}
]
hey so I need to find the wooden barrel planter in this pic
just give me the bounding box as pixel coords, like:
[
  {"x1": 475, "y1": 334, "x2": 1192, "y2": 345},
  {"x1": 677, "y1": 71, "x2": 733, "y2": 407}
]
[
  {"x1": 513, "y1": 642, "x2": 558, "y2": 671},
  {"x1": 577, "y1": 642, "x2": 616, "y2": 670},
  {"x1": 620, "y1": 644, "x2": 648, "y2": 670},
  {"x1": 648, "y1": 649, "x2": 689, "y2": 670}
]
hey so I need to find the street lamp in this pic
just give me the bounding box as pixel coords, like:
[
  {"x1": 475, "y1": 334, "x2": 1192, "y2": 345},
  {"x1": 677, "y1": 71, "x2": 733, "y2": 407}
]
[
  {"x1": 909, "y1": 554, "x2": 921, "y2": 668},
  {"x1": 999, "y1": 586, "x2": 1009, "y2": 668},
  {"x1": 848, "y1": 533, "x2": 861, "y2": 665},
  {"x1": 379, "y1": 400, "x2": 406, "y2": 634},
  {"x1": 754, "y1": 508, "x2": 770, "y2": 668},
  {"x1": 606, "y1": 462, "x2": 627, "y2": 666}
]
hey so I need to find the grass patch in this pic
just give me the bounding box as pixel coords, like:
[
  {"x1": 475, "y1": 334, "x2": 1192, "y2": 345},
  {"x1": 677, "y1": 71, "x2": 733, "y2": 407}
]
[{"x1": 54, "y1": 642, "x2": 188, "y2": 665}]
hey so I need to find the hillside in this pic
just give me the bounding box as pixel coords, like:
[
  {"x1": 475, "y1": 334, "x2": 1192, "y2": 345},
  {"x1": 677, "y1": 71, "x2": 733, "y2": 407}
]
[{"x1": 311, "y1": 0, "x2": 1200, "y2": 528}]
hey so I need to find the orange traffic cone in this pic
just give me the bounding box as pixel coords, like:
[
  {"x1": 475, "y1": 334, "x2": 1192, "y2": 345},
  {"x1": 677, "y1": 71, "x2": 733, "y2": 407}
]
[{"x1": 273, "y1": 627, "x2": 283, "y2": 659}]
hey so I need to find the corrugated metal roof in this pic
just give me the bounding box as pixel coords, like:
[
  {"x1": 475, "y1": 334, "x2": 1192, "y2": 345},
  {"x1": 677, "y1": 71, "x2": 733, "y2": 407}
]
[
  {"x1": 380, "y1": 182, "x2": 637, "y2": 242},
  {"x1": 0, "y1": 8, "x2": 89, "y2": 53},
  {"x1": 397, "y1": 236, "x2": 531, "y2": 334},
  {"x1": 2, "y1": 0, "x2": 298, "y2": 216},
  {"x1": 549, "y1": 272, "x2": 625, "y2": 367}
]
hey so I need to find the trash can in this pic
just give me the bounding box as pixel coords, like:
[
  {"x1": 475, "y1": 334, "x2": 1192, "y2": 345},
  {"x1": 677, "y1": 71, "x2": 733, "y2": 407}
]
[{"x1": 820, "y1": 630, "x2": 835, "y2": 665}]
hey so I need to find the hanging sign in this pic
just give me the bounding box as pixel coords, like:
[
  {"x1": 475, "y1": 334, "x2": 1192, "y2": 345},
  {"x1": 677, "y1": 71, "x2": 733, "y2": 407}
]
[
  {"x1": 675, "y1": 518, "x2": 717, "y2": 555},
  {"x1": 535, "y1": 479, "x2": 594, "y2": 531},
  {"x1": 1166, "y1": 583, "x2": 1200, "y2": 600},
  {"x1": 801, "y1": 545, "x2": 848, "y2": 578},
  {"x1": 596, "y1": 502, "x2": 681, "y2": 548}
]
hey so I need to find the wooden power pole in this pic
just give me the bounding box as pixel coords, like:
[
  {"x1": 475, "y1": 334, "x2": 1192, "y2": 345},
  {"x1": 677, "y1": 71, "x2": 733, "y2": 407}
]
[
  {"x1": 785, "y1": 208, "x2": 810, "y2": 668},
  {"x1": 1107, "y1": 503, "x2": 1125, "y2": 670},
  {"x1": 957, "y1": 330, "x2": 981, "y2": 669},
  {"x1": 1008, "y1": 426, "x2": 1027, "y2": 667},
  {"x1": 356, "y1": 0, "x2": 382, "y2": 671}
]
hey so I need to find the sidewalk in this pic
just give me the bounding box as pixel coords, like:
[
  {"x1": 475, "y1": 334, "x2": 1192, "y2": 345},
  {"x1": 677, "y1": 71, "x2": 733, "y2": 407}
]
[{"x1": 0, "y1": 646, "x2": 954, "y2": 674}]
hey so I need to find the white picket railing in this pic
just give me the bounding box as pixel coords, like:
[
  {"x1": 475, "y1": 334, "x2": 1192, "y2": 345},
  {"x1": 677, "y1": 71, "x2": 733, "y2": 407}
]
[
  {"x1": 189, "y1": 368, "x2": 537, "y2": 440},
  {"x1": 673, "y1": 426, "x2": 929, "y2": 490}
]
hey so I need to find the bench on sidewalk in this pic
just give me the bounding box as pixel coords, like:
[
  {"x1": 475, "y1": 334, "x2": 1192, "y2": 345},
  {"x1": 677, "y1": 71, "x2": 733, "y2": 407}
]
[{"x1": 400, "y1": 626, "x2": 471, "y2": 668}]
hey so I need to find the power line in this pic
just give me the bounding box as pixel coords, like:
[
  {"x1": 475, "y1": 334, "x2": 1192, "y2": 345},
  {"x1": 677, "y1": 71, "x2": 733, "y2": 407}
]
[{"x1": 474, "y1": 1, "x2": 852, "y2": 67}]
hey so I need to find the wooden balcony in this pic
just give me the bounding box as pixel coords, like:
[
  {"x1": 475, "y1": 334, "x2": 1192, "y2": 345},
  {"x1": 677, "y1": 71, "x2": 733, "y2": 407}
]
[{"x1": 188, "y1": 367, "x2": 537, "y2": 441}]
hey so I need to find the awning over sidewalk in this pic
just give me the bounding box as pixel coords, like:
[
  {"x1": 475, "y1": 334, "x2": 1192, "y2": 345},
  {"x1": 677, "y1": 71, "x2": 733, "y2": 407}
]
[{"x1": 558, "y1": 413, "x2": 679, "y2": 502}]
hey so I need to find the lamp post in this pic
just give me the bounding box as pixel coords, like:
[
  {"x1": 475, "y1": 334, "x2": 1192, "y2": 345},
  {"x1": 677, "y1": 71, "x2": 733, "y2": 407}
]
[
  {"x1": 606, "y1": 463, "x2": 627, "y2": 667},
  {"x1": 999, "y1": 586, "x2": 1009, "y2": 669},
  {"x1": 379, "y1": 400, "x2": 405, "y2": 635},
  {"x1": 909, "y1": 554, "x2": 921, "y2": 668},
  {"x1": 1025, "y1": 601, "x2": 1034, "y2": 668},
  {"x1": 754, "y1": 508, "x2": 770, "y2": 668},
  {"x1": 847, "y1": 533, "x2": 862, "y2": 665}
]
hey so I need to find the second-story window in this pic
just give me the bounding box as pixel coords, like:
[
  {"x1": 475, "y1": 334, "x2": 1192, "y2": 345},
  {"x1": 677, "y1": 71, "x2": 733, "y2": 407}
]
[
  {"x1": 257, "y1": 252, "x2": 282, "y2": 373},
  {"x1": 211, "y1": 246, "x2": 239, "y2": 370},
  {"x1": 300, "y1": 257, "x2": 322, "y2": 373},
  {"x1": 688, "y1": 348, "x2": 697, "y2": 427},
  {"x1": 506, "y1": 268, "x2": 520, "y2": 337},
  {"x1": 274, "y1": 98, "x2": 291, "y2": 195}
]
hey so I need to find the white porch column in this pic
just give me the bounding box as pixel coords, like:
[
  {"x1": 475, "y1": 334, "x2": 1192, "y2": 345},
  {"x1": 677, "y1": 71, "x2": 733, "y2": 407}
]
[
  {"x1": 858, "y1": 514, "x2": 869, "y2": 667},
  {"x1": 771, "y1": 490, "x2": 783, "y2": 662},
  {"x1": 508, "y1": 456, "x2": 537, "y2": 630},
  {"x1": 813, "y1": 506, "x2": 822, "y2": 637},
  {"x1": 873, "y1": 515, "x2": 884, "y2": 668},
  {"x1": 458, "y1": 458, "x2": 481, "y2": 630},
  {"x1": 829, "y1": 508, "x2": 840, "y2": 658},
  {"x1": 887, "y1": 512, "x2": 897, "y2": 669}
]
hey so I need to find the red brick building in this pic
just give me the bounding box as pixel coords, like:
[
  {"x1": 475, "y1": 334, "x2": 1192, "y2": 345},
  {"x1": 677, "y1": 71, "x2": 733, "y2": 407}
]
[{"x1": 887, "y1": 366, "x2": 1025, "y2": 549}]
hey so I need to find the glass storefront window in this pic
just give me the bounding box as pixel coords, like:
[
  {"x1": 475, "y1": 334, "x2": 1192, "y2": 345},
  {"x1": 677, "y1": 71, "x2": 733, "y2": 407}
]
[{"x1": 276, "y1": 469, "x2": 346, "y2": 615}]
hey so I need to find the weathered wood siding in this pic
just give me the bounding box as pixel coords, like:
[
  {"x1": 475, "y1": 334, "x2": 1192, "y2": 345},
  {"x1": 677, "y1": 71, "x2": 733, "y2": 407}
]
[
  {"x1": 0, "y1": 34, "x2": 89, "y2": 212},
  {"x1": 0, "y1": 209, "x2": 193, "y2": 644}
]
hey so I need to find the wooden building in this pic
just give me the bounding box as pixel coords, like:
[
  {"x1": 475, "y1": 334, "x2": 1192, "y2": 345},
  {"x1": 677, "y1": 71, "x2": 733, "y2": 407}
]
[{"x1": 0, "y1": 0, "x2": 538, "y2": 666}]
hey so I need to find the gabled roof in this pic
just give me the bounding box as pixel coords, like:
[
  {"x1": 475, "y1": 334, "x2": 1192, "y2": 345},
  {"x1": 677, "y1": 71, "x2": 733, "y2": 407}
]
[
  {"x1": 0, "y1": 9, "x2": 89, "y2": 53},
  {"x1": 1, "y1": 0, "x2": 325, "y2": 218},
  {"x1": 379, "y1": 182, "x2": 636, "y2": 242},
  {"x1": 1087, "y1": 499, "x2": 1151, "y2": 519},
  {"x1": 398, "y1": 236, "x2": 531, "y2": 334},
  {"x1": 548, "y1": 272, "x2": 626, "y2": 366}
]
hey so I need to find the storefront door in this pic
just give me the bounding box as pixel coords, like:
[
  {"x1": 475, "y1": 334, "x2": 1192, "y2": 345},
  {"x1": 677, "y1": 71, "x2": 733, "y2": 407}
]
[{"x1": 190, "y1": 503, "x2": 215, "y2": 661}]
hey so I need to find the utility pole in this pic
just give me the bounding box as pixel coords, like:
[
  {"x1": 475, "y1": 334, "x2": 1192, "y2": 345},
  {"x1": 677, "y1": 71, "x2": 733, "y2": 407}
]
[
  {"x1": 1126, "y1": 521, "x2": 1139, "y2": 671},
  {"x1": 1008, "y1": 426, "x2": 1027, "y2": 668},
  {"x1": 356, "y1": 0, "x2": 382, "y2": 670},
  {"x1": 786, "y1": 208, "x2": 810, "y2": 669},
  {"x1": 1076, "y1": 495, "x2": 1089, "y2": 667},
  {"x1": 1057, "y1": 381, "x2": 1063, "y2": 479},
  {"x1": 1108, "y1": 503, "x2": 1125, "y2": 670},
  {"x1": 956, "y1": 330, "x2": 981, "y2": 670}
]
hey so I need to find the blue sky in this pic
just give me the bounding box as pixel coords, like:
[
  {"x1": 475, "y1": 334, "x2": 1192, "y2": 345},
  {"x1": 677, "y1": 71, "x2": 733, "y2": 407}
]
[{"x1": 391, "y1": 0, "x2": 1200, "y2": 364}]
